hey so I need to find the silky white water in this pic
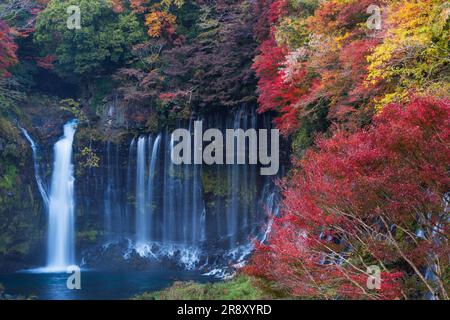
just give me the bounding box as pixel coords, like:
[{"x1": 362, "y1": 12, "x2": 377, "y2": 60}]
[
  {"x1": 135, "y1": 135, "x2": 147, "y2": 244},
  {"x1": 146, "y1": 134, "x2": 161, "y2": 241},
  {"x1": 20, "y1": 127, "x2": 49, "y2": 208},
  {"x1": 46, "y1": 120, "x2": 77, "y2": 272}
]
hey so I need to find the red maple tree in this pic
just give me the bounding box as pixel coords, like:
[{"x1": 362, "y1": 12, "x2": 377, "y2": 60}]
[
  {"x1": 246, "y1": 97, "x2": 450, "y2": 300},
  {"x1": 0, "y1": 20, "x2": 18, "y2": 77}
]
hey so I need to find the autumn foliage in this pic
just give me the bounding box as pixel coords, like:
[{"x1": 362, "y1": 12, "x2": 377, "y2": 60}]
[
  {"x1": 0, "y1": 20, "x2": 18, "y2": 77},
  {"x1": 248, "y1": 1, "x2": 449, "y2": 299},
  {"x1": 145, "y1": 10, "x2": 176, "y2": 38},
  {"x1": 246, "y1": 97, "x2": 450, "y2": 299},
  {"x1": 252, "y1": 0, "x2": 449, "y2": 135}
]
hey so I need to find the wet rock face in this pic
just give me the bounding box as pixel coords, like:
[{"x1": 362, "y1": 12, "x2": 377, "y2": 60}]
[
  {"x1": 3, "y1": 91, "x2": 282, "y2": 274},
  {"x1": 80, "y1": 240, "x2": 206, "y2": 272},
  {"x1": 22, "y1": 100, "x2": 67, "y2": 141},
  {"x1": 0, "y1": 114, "x2": 46, "y2": 271},
  {"x1": 79, "y1": 239, "x2": 242, "y2": 277},
  {"x1": 74, "y1": 106, "x2": 277, "y2": 261}
]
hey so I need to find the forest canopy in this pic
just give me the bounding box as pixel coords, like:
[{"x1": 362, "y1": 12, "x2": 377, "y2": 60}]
[{"x1": 34, "y1": 0, "x2": 146, "y2": 79}]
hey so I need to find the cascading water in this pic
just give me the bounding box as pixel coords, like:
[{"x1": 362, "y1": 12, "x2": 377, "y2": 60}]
[
  {"x1": 8, "y1": 101, "x2": 282, "y2": 301},
  {"x1": 46, "y1": 120, "x2": 77, "y2": 271},
  {"x1": 125, "y1": 138, "x2": 137, "y2": 235},
  {"x1": 20, "y1": 127, "x2": 49, "y2": 208},
  {"x1": 104, "y1": 141, "x2": 115, "y2": 237},
  {"x1": 135, "y1": 136, "x2": 147, "y2": 245},
  {"x1": 82, "y1": 105, "x2": 280, "y2": 274},
  {"x1": 163, "y1": 132, "x2": 176, "y2": 243},
  {"x1": 147, "y1": 134, "x2": 161, "y2": 241}
]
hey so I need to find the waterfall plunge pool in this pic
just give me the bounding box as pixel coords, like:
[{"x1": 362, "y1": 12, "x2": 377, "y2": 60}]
[
  {"x1": 0, "y1": 269, "x2": 216, "y2": 300},
  {"x1": 9, "y1": 109, "x2": 280, "y2": 300}
]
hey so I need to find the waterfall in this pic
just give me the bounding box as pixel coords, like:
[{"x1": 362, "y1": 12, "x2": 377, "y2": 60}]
[
  {"x1": 18, "y1": 105, "x2": 279, "y2": 274},
  {"x1": 104, "y1": 141, "x2": 113, "y2": 237},
  {"x1": 182, "y1": 120, "x2": 192, "y2": 243},
  {"x1": 135, "y1": 136, "x2": 147, "y2": 244},
  {"x1": 20, "y1": 127, "x2": 49, "y2": 208},
  {"x1": 147, "y1": 134, "x2": 161, "y2": 241},
  {"x1": 191, "y1": 118, "x2": 206, "y2": 244},
  {"x1": 46, "y1": 120, "x2": 77, "y2": 271},
  {"x1": 163, "y1": 132, "x2": 176, "y2": 242},
  {"x1": 227, "y1": 107, "x2": 250, "y2": 249},
  {"x1": 125, "y1": 138, "x2": 137, "y2": 236},
  {"x1": 81, "y1": 105, "x2": 280, "y2": 272},
  {"x1": 259, "y1": 179, "x2": 280, "y2": 243},
  {"x1": 131, "y1": 126, "x2": 207, "y2": 248},
  {"x1": 135, "y1": 133, "x2": 162, "y2": 245}
]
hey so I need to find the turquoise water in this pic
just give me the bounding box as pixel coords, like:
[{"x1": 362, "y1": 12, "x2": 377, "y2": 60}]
[{"x1": 0, "y1": 269, "x2": 214, "y2": 300}]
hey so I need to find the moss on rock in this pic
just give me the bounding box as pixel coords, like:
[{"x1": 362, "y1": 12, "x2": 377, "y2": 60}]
[{"x1": 132, "y1": 275, "x2": 272, "y2": 300}]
